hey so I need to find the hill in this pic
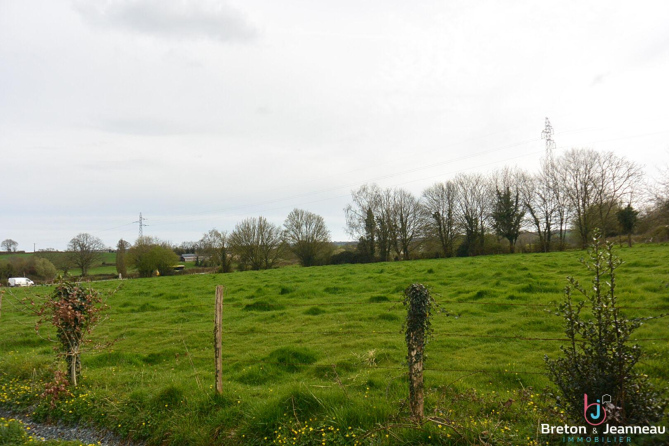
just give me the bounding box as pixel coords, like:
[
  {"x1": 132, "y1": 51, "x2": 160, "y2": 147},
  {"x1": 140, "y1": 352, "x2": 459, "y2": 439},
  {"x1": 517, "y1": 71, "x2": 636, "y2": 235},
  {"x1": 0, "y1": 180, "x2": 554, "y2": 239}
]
[{"x1": 1, "y1": 243, "x2": 667, "y2": 445}]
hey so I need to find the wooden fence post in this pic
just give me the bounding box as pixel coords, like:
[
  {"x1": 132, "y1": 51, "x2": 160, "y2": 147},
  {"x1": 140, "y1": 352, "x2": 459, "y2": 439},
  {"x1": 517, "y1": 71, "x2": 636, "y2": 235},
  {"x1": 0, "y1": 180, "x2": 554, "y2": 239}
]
[{"x1": 214, "y1": 285, "x2": 224, "y2": 395}]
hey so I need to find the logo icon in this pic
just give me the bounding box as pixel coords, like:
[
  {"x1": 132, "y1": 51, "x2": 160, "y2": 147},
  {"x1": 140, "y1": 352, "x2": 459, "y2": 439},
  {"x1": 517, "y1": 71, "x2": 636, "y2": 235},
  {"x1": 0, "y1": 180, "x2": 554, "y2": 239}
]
[{"x1": 583, "y1": 394, "x2": 608, "y2": 426}]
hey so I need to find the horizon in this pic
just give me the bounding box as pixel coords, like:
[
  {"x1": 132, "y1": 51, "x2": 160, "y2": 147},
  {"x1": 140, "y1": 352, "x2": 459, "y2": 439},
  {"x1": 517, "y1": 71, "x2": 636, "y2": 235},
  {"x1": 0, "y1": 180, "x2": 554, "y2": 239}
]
[{"x1": 2, "y1": 0, "x2": 667, "y2": 250}]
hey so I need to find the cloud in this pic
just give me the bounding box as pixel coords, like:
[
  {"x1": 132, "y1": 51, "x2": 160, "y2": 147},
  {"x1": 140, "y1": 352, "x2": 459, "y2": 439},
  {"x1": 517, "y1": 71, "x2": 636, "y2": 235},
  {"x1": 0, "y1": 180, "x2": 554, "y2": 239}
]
[
  {"x1": 95, "y1": 117, "x2": 199, "y2": 136},
  {"x1": 73, "y1": 0, "x2": 258, "y2": 43},
  {"x1": 590, "y1": 72, "x2": 610, "y2": 87}
]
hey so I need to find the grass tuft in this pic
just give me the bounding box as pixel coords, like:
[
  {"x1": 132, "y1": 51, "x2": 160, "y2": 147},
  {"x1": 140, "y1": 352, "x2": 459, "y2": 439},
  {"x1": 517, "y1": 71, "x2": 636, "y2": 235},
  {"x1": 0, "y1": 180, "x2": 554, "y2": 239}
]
[
  {"x1": 368, "y1": 295, "x2": 390, "y2": 303},
  {"x1": 242, "y1": 300, "x2": 285, "y2": 312}
]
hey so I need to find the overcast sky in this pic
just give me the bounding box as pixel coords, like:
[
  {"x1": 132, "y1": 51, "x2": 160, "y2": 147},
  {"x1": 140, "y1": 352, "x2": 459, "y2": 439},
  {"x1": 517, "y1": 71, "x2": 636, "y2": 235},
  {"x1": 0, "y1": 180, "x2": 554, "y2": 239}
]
[{"x1": 1, "y1": 0, "x2": 667, "y2": 250}]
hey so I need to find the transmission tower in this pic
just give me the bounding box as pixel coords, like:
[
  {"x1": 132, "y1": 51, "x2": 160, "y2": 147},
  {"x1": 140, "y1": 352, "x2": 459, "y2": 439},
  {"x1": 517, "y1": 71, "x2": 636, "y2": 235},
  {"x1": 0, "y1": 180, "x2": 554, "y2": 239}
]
[
  {"x1": 541, "y1": 117, "x2": 556, "y2": 156},
  {"x1": 133, "y1": 212, "x2": 148, "y2": 238}
]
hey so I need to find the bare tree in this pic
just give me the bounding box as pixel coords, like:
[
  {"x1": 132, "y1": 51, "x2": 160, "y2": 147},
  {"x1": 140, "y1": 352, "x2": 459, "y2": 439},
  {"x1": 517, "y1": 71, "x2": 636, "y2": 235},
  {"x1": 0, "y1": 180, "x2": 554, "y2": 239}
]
[
  {"x1": 345, "y1": 184, "x2": 383, "y2": 261},
  {"x1": 594, "y1": 151, "x2": 643, "y2": 234},
  {"x1": 392, "y1": 188, "x2": 424, "y2": 260},
  {"x1": 558, "y1": 149, "x2": 642, "y2": 248},
  {"x1": 1, "y1": 239, "x2": 18, "y2": 252},
  {"x1": 344, "y1": 184, "x2": 383, "y2": 241},
  {"x1": 639, "y1": 164, "x2": 669, "y2": 238},
  {"x1": 199, "y1": 229, "x2": 232, "y2": 272},
  {"x1": 545, "y1": 156, "x2": 571, "y2": 250},
  {"x1": 229, "y1": 216, "x2": 283, "y2": 270},
  {"x1": 454, "y1": 173, "x2": 490, "y2": 256},
  {"x1": 344, "y1": 185, "x2": 423, "y2": 261},
  {"x1": 421, "y1": 181, "x2": 458, "y2": 258},
  {"x1": 557, "y1": 149, "x2": 600, "y2": 248},
  {"x1": 375, "y1": 188, "x2": 396, "y2": 261},
  {"x1": 67, "y1": 233, "x2": 105, "y2": 276},
  {"x1": 521, "y1": 171, "x2": 555, "y2": 252},
  {"x1": 523, "y1": 156, "x2": 571, "y2": 252},
  {"x1": 283, "y1": 209, "x2": 332, "y2": 266}
]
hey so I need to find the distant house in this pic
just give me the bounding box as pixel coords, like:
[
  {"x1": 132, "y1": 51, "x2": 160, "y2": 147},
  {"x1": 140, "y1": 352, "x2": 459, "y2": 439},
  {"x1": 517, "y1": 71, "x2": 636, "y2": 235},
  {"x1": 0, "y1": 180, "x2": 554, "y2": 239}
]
[{"x1": 180, "y1": 253, "x2": 197, "y2": 262}]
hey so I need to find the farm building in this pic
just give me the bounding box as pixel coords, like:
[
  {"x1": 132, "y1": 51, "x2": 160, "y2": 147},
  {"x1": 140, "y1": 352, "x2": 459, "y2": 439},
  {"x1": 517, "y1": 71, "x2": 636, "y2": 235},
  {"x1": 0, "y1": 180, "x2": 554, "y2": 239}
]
[{"x1": 180, "y1": 253, "x2": 197, "y2": 262}]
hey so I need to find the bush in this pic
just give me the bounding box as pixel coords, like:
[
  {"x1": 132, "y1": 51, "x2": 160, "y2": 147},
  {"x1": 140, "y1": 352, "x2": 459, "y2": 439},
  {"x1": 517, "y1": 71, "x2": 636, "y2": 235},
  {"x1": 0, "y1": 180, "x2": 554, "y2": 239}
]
[
  {"x1": 330, "y1": 250, "x2": 357, "y2": 265},
  {"x1": 127, "y1": 237, "x2": 178, "y2": 278},
  {"x1": 34, "y1": 279, "x2": 107, "y2": 386},
  {"x1": 544, "y1": 231, "x2": 667, "y2": 426},
  {"x1": 34, "y1": 257, "x2": 57, "y2": 282}
]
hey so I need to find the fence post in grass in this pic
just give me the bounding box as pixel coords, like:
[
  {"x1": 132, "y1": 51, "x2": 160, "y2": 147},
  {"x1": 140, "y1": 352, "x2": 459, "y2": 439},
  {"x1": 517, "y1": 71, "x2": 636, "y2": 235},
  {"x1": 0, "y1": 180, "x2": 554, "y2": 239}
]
[
  {"x1": 214, "y1": 285, "x2": 224, "y2": 395},
  {"x1": 403, "y1": 283, "x2": 433, "y2": 422}
]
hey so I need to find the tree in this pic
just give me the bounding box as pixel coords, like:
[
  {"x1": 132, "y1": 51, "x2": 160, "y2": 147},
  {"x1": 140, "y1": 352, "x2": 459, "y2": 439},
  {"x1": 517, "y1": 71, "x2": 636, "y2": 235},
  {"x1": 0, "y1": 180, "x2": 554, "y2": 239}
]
[
  {"x1": 33, "y1": 257, "x2": 57, "y2": 282},
  {"x1": 127, "y1": 237, "x2": 178, "y2": 277},
  {"x1": 594, "y1": 152, "x2": 643, "y2": 235},
  {"x1": 616, "y1": 204, "x2": 638, "y2": 247},
  {"x1": 375, "y1": 189, "x2": 395, "y2": 261},
  {"x1": 283, "y1": 209, "x2": 332, "y2": 266},
  {"x1": 522, "y1": 164, "x2": 559, "y2": 252},
  {"x1": 344, "y1": 184, "x2": 383, "y2": 246},
  {"x1": 392, "y1": 188, "x2": 424, "y2": 260},
  {"x1": 67, "y1": 233, "x2": 105, "y2": 276},
  {"x1": 1, "y1": 239, "x2": 18, "y2": 252},
  {"x1": 355, "y1": 208, "x2": 376, "y2": 263},
  {"x1": 491, "y1": 186, "x2": 525, "y2": 253},
  {"x1": 490, "y1": 168, "x2": 526, "y2": 254},
  {"x1": 174, "y1": 241, "x2": 199, "y2": 256},
  {"x1": 422, "y1": 181, "x2": 458, "y2": 258},
  {"x1": 543, "y1": 154, "x2": 570, "y2": 250},
  {"x1": 345, "y1": 185, "x2": 423, "y2": 261},
  {"x1": 363, "y1": 207, "x2": 376, "y2": 261},
  {"x1": 115, "y1": 239, "x2": 130, "y2": 277},
  {"x1": 454, "y1": 173, "x2": 490, "y2": 256},
  {"x1": 229, "y1": 216, "x2": 283, "y2": 270},
  {"x1": 637, "y1": 165, "x2": 669, "y2": 241},
  {"x1": 198, "y1": 229, "x2": 232, "y2": 273},
  {"x1": 557, "y1": 149, "x2": 642, "y2": 248}
]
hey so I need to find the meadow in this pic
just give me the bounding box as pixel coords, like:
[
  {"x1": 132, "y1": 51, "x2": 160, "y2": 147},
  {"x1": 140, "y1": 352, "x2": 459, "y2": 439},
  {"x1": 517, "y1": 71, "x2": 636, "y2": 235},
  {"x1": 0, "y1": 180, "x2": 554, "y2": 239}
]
[
  {"x1": 0, "y1": 251, "x2": 204, "y2": 280},
  {"x1": 0, "y1": 244, "x2": 667, "y2": 445}
]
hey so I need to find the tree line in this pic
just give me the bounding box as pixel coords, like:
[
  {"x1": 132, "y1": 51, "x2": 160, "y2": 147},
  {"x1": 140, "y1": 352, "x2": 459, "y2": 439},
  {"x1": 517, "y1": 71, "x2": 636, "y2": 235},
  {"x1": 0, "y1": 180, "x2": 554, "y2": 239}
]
[
  {"x1": 113, "y1": 209, "x2": 332, "y2": 277},
  {"x1": 2, "y1": 148, "x2": 667, "y2": 282},
  {"x1": 344, "y1": 148, "x2": 667, "y2": 262}
]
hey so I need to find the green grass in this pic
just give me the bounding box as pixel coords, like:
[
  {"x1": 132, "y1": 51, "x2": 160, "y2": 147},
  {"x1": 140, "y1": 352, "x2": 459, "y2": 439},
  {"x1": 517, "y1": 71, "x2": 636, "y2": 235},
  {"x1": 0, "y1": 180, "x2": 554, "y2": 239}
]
[
  {"x1": 0, "y1": 244, "x2": 667, "y2": 445},
  {"x1": 0, "y1": 251, "x2": 204, "y2": 279}
]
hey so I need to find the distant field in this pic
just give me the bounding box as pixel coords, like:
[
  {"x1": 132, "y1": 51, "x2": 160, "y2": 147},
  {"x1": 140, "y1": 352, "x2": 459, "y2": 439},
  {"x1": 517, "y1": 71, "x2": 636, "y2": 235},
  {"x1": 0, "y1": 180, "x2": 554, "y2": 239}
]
[
  {"x1": 0, "y1": 251, "x2": 202, "y2": 278},
  {"x1": 0, "y1": 244, "x2": 667, "y2": 445}
]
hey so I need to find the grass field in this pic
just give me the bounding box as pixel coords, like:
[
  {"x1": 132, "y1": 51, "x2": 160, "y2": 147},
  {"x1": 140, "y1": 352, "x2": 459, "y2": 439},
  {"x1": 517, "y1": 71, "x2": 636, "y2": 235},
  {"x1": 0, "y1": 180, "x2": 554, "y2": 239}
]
[
  {"x1": 0, "y1": 244, "x2": 667, "y2": 445},
  {"x1": 0, "y1": 251, "x2": 203, "y2": 279}
]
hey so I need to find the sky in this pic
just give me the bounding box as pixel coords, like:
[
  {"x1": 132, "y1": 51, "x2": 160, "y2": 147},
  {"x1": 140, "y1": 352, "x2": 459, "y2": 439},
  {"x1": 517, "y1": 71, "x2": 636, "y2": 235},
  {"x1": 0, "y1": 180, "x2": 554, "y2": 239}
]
[{"x1": 1, "y1": 0, "x2": 668, "y2": 250}]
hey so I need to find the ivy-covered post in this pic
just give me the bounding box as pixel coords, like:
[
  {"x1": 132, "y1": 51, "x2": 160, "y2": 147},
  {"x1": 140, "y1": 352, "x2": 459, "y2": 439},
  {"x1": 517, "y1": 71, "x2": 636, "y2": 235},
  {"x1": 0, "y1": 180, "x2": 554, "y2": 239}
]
[
  {"x1": 214, "y1": 285, "x2": 224, "y2": 395},
  {"x1": 403, "y1": 283, "x2": 434, "y2": 422}
]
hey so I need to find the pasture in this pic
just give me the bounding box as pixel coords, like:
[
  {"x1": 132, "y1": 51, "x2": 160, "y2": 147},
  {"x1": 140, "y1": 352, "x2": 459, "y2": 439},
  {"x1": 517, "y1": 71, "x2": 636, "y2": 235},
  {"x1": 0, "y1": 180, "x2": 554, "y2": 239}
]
[{"x1": 0, "y1": 244, "x2": 667, "y2": 445}]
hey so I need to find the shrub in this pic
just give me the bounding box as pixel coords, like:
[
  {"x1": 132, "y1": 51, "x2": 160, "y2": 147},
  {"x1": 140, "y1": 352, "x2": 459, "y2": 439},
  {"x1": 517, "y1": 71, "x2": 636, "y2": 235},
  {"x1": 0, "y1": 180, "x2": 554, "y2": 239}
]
[
  {"x1": 127, "y1": 237, "x2": 178, "y2": 277},
  {"x1": 34, "y1": 257, "x2": 57, "y2": 282},
  {"x1": 544, "y1": 231, "x2": 667, "y2": 426},
  {"x1": 34, "y1": 278, "x2": 107, "y2": 386}
]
